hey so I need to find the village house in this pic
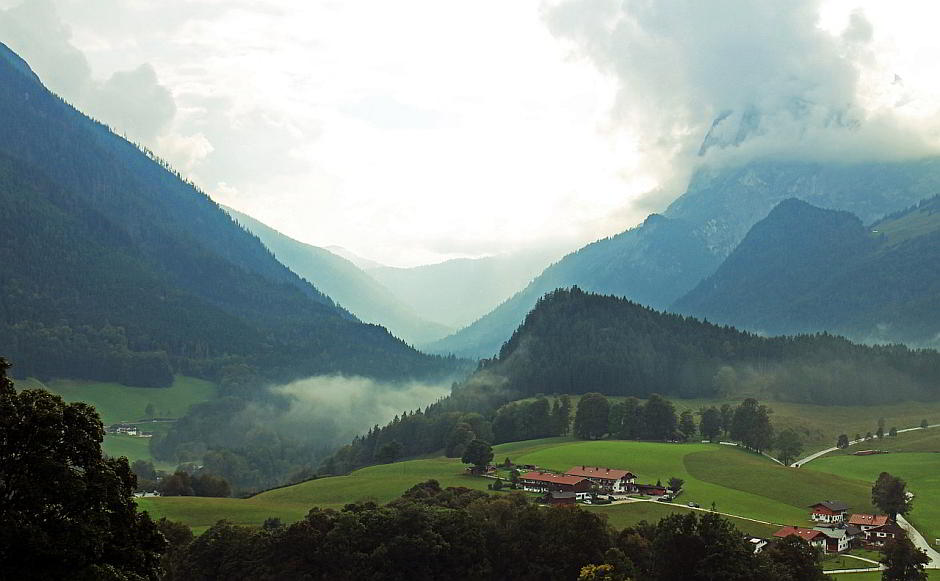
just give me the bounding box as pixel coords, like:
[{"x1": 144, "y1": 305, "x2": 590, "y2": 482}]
[
  {"x1": 635, "y1": 483, "x2": 668, "y2": 496},
  {"x1": 809, "y1": 501, "x2": 848, "y2": 524},
  {"x1": 106, "y1": 423, "x2": 138, "y2": 436},
  {"x1": 865, "y1": 521, "x2": 905, "y2": 546},
  {"x1": 546, "y1": 491, "x2": 577, "y2": 505},
  {"x1": 848, "y1": 513, "x2": 890, "y2": 532},
  {"x1": 773, "y1": 526, "x2": 828, "y2": 551},
  {"x1": 519, "y1": 471, "x2": 593, "y2": 500},
  {"x1": 565, "y1": 466, "x2": 636, "y2": 494},
  {"x1": 813, "y1": 525, "x2": 862, "y2": 553}
]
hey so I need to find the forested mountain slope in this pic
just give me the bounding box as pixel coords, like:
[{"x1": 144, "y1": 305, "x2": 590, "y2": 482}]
[
  {"x1": 486, "y1": 288, "x2": 940, "y2": 405},
  {"x1": 673, "y1": 196, "x2": 940, "y2": 345},
  {"x1": 0, "y1": 42, "x2": 457, "y2": 385},
  {"x1": 427, "y1": 158, "x2": 940, "y2": 359},
  {"x1": 224, "y1": 207, "x2": 453, "y2": 345}
]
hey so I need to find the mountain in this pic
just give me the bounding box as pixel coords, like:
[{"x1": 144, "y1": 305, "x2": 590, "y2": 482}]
[
  {"x1": 325, "y1": 245, "x2": 386, "y2": 270},
  {"x1": 672, "y1": 196, "x2": 940, "y2": 345},
  {"x1": 427, "y1": 158, "x2": 940, "y2": 359},
  {"x1": 224, "y1": 207, "x2": 453, "y2": 345},
  {"x1": 480, "y1": 287, "x2": 940, "y2": 405},
  {"x1": 0, "y1": 42, "x2": 457, "y2": 385},
  {"x1": 369, "y1": 249, "x2": 563, "y2": 331}
]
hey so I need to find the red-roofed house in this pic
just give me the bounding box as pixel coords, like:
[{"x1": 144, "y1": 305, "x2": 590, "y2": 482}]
[
  {"x1": 848, "y1": 513, "x2": 890, "y2": 532},
  {"x1": 773, "y1": 526, "x2": 827, "y2": 551},
  {"x1": 520, "y1": 471, "x2": 592, "y2": 500},
  {"x1": 809, "y1": 501, "x2": 848, "y2": 523},
  {"x1": 565, "y1": 466, "x2": 637, "y2": 493}
]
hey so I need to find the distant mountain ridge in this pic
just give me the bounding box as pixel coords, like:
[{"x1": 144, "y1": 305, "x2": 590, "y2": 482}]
[
  {"x1": 672, "y1": 196, "x2": 940, "y2": 345},
  {"x1": 0, "y1": 42, "x2": 457, "y2": 384},
  {"x1": 224, "y1": 207, "x2": 454, "y2": 345},
  {"x1": 427, "y1": 158, "x2": 940, "y2": 359}
]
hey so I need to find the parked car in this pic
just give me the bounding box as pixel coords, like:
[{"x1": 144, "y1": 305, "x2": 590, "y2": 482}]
[
  {"x1": 687, "y1": 502, "x2": 700, "y2": 508},
  {"x1": 656, "y1": 497, "x2": 671, "y2": 503}
]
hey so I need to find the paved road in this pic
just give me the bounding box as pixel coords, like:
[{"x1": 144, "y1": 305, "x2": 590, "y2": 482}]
[
  {"x1": 791, "y1": 423, "x2": 940, "y2": 468},
  {"x1": 898, "y1": 515, "x2": 940, "y2": 568}
]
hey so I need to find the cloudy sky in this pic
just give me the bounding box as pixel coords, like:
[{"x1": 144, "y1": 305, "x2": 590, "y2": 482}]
[{"x1": 2, "y1": 0, "x2": 939, "y2": 266}]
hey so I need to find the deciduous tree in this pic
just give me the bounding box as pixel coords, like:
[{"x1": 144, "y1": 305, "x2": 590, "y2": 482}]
[
  {"x1": 881, "y1": 537, "x2": 930, "y2": 581},
  {"x1": 575, "y1": 393, "x2": 611, "y2": 440},
  {"x1": 872, "y1": 472, "x2": 912, "y2": 520},
  {"x1": 461, "y1": 439, "x2": 493, "y2": 469},
  {"x1": 774, "y1": 429, "x2": 803, "y2": 465}
]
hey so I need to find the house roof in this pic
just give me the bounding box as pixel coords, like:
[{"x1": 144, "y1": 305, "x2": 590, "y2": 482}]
[
  {"x1": 848, "y1": 514, "x2": 889, "y2": 527},
  {"x1": 565, "y1": 466, "x2": 636, "y2": 480},
  {"x1": 814, "y1": 526, "x2": 849, "y2": 540},
  {"x1": 869, "y1": 522, "x2": 905, "y2": 536},
  {"x1": 774, "y1": 526, "x2": 825, "y2": 541},
  {"x1": 845, "y1": 525, "x2": 863, "y2": 537},
  {"x1": 520, "y1": 471, "x2": 589, "y2": 486},
  {"x1": 809, "y1": 501, "x2": 849, "y2": 512}
]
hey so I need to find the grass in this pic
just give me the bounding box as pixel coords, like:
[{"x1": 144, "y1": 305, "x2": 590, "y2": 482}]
[
  {"x1": 510, "y1": 439, "x2": 875, "y2": 527},
  {"x1": 34, "y1": 375, "x2": 216, "y2": 424},
  {"x1": 807, "y1": 452, "x2": 940, "y2": 554},
  {"x1": 588, "y1": 502, "x2": 779, "y2": 538},
  {"x1": 830, "y1": 573, "x2": 940, "y2": 580},
  {"x1": 827, "y1": 427, "x2": 940, "y2": 456}
]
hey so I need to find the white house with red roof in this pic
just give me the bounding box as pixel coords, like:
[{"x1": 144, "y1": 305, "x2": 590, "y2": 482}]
[
  {"x1": 809, "y1": 501, "x2": 848, "y2": 523},
  {"x1": 564, "y1": 466, "x2": 636, "y2": 493},
  {"x1": 848, "y1": 513, "x2": 890, "y2": 532},
  {"x1": 773, "y1": 526, "x2": 827, "y2": 551}
]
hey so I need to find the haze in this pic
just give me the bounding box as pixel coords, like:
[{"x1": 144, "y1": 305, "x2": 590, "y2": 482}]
[{"x1": 3, "y1": 0, "x2": 939, "y2": 266}]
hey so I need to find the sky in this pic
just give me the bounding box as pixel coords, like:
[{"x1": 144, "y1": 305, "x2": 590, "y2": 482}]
[{"x1": 2, "y1": 0, "x2": 939, "y2": 266}]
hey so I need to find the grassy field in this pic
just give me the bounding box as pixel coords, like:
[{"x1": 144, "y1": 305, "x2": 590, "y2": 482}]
[
  {"x1": 827, "y1": 426, "x2": 940, "y2": 456},
  {"x1": 34, "y1": 375, "x2": 216, "y2": 424},
  {"x1": 140, "y1": 438, "x2": 873, "y2": 536},
  {"x1": 807, "y1": 452, "x2": 940, "y2": 554},
  {"x1": 518, "y1": 394, "x2": 940, "y2": 456},
  {"x1": 831, "y1": 572, "x2": 940, "y2": 580},
  {"x1": 510, "y1": 439, "x2": 876, "y2": 526}
]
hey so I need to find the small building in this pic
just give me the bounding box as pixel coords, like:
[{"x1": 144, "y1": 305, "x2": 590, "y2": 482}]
[
  {"x1": 746, "y1": 537, "x2": 768, "y2": 554},
  {"x1": 848, "y1": 513, "x2": 889, "y2": 532},
  {"x1": 809, "y1": 501, "x2": 849, "y2": 524},
  {"x1": 565, "y1": 466, "x2": 637, "y2": 493},
  {"x1": 546, "y1": 491, "x2": 577, "y2": 505},
  {"x1": 865, "y1": 522, "x2": 905, "y2": 546},
  {"x1": 519, "y1": 471, "x2": 592, "y2": 498},
  {"x1": 635, "y1": 483, "x2": 668, "y2": 496},
  {"x1": 773, "y1": 526, "x2": 827, "y2": 551},
  {"x1": 814, "y1": 525, "x2": 857, "y2": 553}
]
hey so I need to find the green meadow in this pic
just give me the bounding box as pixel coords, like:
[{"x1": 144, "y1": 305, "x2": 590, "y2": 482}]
[
  {"x1": 830, "y1": 572, "x2": 940, "y2": 580},
  {"x1": 807, "y1": 452, "x2": 940, "y2": 553},
  {"x1": 140, "y1": 438, "x2": 872, "y2": 536},
  {"x1": 827, "y1": 426, "x2": 940, "y2": 455}
]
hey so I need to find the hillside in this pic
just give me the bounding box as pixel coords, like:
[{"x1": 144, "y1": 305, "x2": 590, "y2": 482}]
[
  {"x1": 427, "y1": 158, "x2": 940, "y2": 359},
  {"x1": 370, "y1": 248, "x2": 562, "y2": 331},
  {"x1": 0, "y1": 42, "x2": 456, "y2": 385},
  {"x1": 481, "y1": 287, "x2": 940, "y2": 405},
  {"x1": 224, "y1": 207, "x2": 453, "y2": 345},
  {"x1": 673, "y1": 196, "x2": 940, "y2": 345}
]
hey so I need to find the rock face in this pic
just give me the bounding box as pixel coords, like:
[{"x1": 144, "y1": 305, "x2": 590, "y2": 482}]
[{"x1": 427, "y1": 156, "x2": 940, "y2": 359}]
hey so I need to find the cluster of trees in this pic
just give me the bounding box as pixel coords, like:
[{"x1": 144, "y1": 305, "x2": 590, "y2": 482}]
[
  {"x1": 156, "y1": 479, "x2": 832, "y2": 581},
  {"x1": 492, "y1": 395, "x2": 571, "y2": 443},
  {"x1": 491, "y1": 288, "x2": 940, "y2": 405}
]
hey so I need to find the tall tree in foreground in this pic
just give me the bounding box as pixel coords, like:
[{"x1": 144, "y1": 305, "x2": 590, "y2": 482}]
[
  {"x1": 0, "y1": 358, "x2": 165, "y2": 579},
  {"x1": 574, "y1": 393, "x2": 611, "y2": 440},
  {"x1": 880, "y1": 537, "x2": 930, "y2": 581},
  {"x1": 872, "y1": 472, "x2": 912, "y2": 521},
  {"x1": 761, "y1": 535, "x2": 829, "y2": 581}
]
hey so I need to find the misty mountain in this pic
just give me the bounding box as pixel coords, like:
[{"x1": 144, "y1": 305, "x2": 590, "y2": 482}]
[
  {"x1": 483, "y1": 287, "x2": 940, "y2": 405},
  {"x1": 672, "y1": 196, "x2": 940, "y2": 345},
  {"x1": 0, "y1": 42, "x2": 457, "y2": 385},
  {"x1": 427, "y1": 157, "x2": 940, "y2": 359},
  {"x1": 325, "y1": 245, "x2": 386, "y2": 270},
  {"x1": 369, "y1": 249, "x2": 563, "y2": 331},
  {"x1": 224, "y1": 207, "x2": 453, "y2": 345}
]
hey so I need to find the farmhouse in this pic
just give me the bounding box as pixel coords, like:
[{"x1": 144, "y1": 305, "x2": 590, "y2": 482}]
[
  {"x1": 865, "y1": 522, "x2": 905, "y2": 546},
  {"x1": 848, "y1": 513, "x2": 889, "y2": 532},
  {"x1": 565, "y1": 466, "x2": 636, "y2": 493},
  {"x1": 546, "y1": 491, "x2": 577, "y2": 505},
  {"x1": 809, "y1": 501, "x2": 848, "y2": 523},
  {"x1": 773, "y1": 526, "x2": 827, "y2": 551},
  {"x1": 520, "y1": 471, "x2": 592, "y2": 499},
  {"x1": 813, "y1": 525, "x2": 862, "y2": 553}
]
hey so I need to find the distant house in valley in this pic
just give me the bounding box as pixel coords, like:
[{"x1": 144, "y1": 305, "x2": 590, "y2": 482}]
[
  {"x1": 565, "y1": 466, "x2": 636, "y2": 493},
  {"x1": 519, "y1": 471, "x2": 592, "y2": 500},
  {"x1": 106, "y1": 423, "x2": 138, "y2": 436},
  {"x1": 809, "y1": 501, "x2": 848, "y2": 523},
  {"x1": 813, "y1": 525, "x2": 862, "y2": 553},
  {"x1": 746, "y1": 537, "x2": 768, "y2": 554},
  {"x1": 546, "y1": 491, "x2": 577, "y2": 505},
  {"x1": 635, "y1": 483, "x2": 668, "y2": 496},
  {"x1": 848, "y1": 513, "x2": 890, "y2": 532},
  {"x1": 865, "y1": 522, "x2": 905, "y2": 546},
  {"x1": 773, "y1": 526, "x2": 827, "y2": 551}
]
